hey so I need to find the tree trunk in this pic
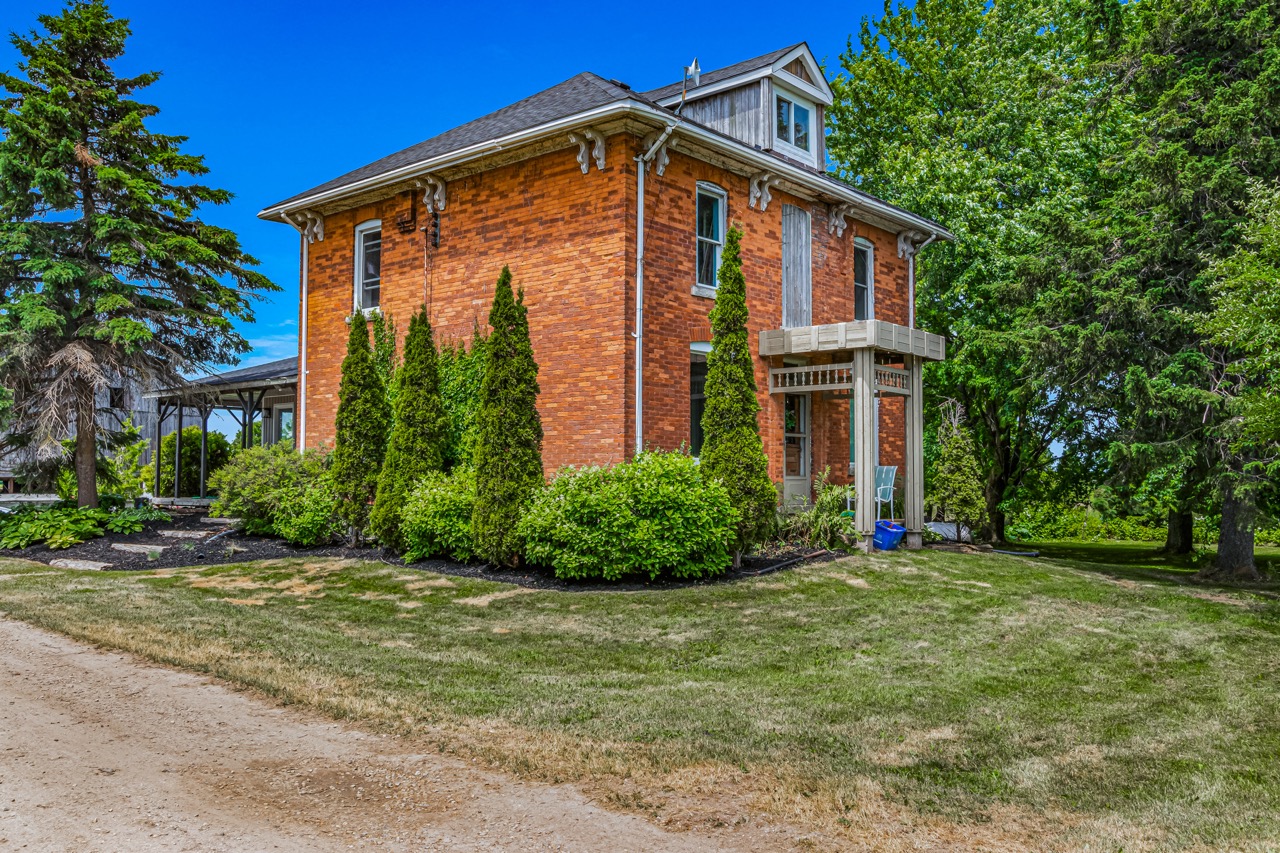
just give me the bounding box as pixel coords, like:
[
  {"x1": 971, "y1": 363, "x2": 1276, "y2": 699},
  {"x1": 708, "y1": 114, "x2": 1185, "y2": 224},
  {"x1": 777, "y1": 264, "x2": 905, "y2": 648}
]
[
  {"x1": 983, "y1": 473, "x2": 1008, "y2": 544},
  {"x1": 1162, "y1": 510, "x2": 1194, "y2": 555},
  {"x1": 75, "y1": 395, "x2": 98, "y2": 508},
  {"x1": 1212, "y1": 485, "x2": 1257, "y2": 581}
]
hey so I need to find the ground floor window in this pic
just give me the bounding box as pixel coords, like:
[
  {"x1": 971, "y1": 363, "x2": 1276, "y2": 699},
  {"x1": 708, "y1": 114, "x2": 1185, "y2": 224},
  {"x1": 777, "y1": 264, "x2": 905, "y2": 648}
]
[{"x1": 690, "y1": 347, "x2": 709, "y2": 456}]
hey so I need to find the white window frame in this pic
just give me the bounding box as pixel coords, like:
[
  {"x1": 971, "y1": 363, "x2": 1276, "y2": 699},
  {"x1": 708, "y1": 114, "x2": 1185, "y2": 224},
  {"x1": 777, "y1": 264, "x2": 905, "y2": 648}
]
[
  {"x1": 353, "y1": 219, "x2": 382, "y2": 315},
  {"x1": 275, "y1": 406, "x2": 295, "y2": 446},
  {"x1": 854, "y1": 237, "x2": 875, "y2": 321},
  {"x1": 693, "y1": 182, "x2": 728, "y2": 298},
  {"x1": 773, "y1": 86, "x2": 817, "y2": 166}
]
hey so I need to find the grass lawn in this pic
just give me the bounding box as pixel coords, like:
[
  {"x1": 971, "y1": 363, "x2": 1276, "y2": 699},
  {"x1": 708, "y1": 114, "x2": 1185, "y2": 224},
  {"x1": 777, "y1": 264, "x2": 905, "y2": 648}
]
[{"x1": 1, "y1": 544, "x2": 1278, "y2": 850}]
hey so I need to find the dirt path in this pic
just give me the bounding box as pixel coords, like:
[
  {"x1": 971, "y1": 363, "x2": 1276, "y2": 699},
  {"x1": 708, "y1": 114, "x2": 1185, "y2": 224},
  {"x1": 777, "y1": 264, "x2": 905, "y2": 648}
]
[{"x1": 0, "y1": 619, "x2": 775, "y2": 852}]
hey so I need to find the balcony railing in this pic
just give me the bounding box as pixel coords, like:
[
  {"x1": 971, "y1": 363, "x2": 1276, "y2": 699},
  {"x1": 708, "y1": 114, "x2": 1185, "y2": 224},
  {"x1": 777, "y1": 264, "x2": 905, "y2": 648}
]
[{"x1": 767, "y1": 362, "x2": 913, "y2": 396}]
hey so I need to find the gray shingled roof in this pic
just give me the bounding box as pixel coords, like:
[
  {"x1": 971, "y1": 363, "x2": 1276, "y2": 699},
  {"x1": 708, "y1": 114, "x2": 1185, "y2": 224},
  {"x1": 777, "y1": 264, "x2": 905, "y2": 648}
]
[
  {"x1": 641, "y1": 43, "x2": 802, "y2": 103},
  {"x1": 268, "y1": 73, "x2": 636, "y2": 210},
  {"x1": 195, "y1": 357, "x2": 297, "y2": 388}
]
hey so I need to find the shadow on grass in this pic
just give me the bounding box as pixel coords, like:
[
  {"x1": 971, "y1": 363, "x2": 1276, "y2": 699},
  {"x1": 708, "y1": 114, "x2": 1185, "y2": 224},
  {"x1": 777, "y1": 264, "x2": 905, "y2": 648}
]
[{"x1": 1013, "y1": 539, "x2": 1280, "y2": 596}]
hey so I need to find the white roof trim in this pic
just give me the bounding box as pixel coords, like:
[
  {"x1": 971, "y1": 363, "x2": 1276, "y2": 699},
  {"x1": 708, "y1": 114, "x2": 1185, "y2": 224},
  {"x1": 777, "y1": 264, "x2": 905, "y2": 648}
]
[
  {"x1": 259, "y1": 99, "x2": 952, "y2": 240},
  {"x1": 770, "y1": 44, "x2": 832, "y2": 104},
  {"x1": 656, "y1": 44, "x2": 832, "y2": 108}
]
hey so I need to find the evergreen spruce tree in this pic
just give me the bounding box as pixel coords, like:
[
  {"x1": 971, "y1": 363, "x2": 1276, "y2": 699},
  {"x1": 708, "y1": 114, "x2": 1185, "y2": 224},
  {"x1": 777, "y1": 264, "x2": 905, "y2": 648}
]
[
  {"x1": 928, "y1": 403, "x2": 987, "y2": 540},
  {"x1": 370, "y1": 306, "x2": 449, "y2": 551},
  {"x1": 471, "y1": 266, "x2": 543, "y2": 567},
  {"x1": 700, "y1": 227, "x2": 777, "y2": 566},
  {"x1": 332, "y1": 316, "x2": 391, "y2": 541},
  {"x1": 0, "y1": 0, "x2": 275, "y2": 507}
]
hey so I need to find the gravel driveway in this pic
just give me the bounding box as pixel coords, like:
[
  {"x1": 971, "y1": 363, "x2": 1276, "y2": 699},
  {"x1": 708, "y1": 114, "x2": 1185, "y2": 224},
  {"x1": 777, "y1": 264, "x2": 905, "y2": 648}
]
[{"x1": 0, "y1": 618, "x2": 764, "y2": 852}]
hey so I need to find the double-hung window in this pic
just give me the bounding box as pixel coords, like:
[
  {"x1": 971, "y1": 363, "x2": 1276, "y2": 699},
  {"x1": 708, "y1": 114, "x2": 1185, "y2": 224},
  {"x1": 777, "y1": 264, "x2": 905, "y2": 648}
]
[
  {"x1": 695, "y1": 183, "x2": 727, "y2": 291},
  {"x1": 854, "y1": 240, "x2": 874, "y2": 321},
  {"x1": 775, "y1": 92, "x2": 813, "y2": 161},
  {"x1": 354, "y1": 220, "x2": 382, "y2": 312}
]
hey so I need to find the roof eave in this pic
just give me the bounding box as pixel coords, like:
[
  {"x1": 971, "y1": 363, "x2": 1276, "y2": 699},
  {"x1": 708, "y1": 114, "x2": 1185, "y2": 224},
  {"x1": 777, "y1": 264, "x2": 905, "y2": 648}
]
[{"x1": 260, "y1": 99, "x2": 953, "y2": 242}]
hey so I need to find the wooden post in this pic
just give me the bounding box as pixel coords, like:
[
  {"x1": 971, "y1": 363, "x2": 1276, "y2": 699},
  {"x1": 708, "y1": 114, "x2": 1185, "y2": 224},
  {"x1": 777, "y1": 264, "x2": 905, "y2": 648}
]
[
  {"x1": 904, "y1": 355, "x2": 925, "y2": 549},
  {"x1": 852, "y1": 349, "x2": 877, "y2": 541},
  {"x1": 153, "y1": 402, "x2": 166, "y2": 498},
  {"x1": 199, "y1": 406, "x2": 210, "y2": 499}
]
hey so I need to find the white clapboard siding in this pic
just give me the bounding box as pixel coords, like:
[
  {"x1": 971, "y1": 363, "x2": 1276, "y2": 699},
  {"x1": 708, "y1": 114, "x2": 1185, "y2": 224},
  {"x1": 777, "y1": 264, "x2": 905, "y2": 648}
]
[{"x1": 781, "y1": 204, "x2": 812, "y2": 329}]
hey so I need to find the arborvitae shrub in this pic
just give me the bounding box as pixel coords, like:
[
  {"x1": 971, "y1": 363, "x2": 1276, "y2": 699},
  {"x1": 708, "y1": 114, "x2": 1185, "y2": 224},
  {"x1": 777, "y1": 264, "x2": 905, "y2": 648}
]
[
  {"x1": 517, "y1": 452, "x2": 737, "y2": 581},
  {"x1": 331, "y1": 315, "x2": 391, "y2": 539},
  {"x1": 370, "y1": 307, "x2": 449, "y2": 550},
  {"x1": 471, "y1": 267, "x2": 543, "y2": 566},
  {"x1": 699, "y1": 226, "x2": 777, "y2": 564}
]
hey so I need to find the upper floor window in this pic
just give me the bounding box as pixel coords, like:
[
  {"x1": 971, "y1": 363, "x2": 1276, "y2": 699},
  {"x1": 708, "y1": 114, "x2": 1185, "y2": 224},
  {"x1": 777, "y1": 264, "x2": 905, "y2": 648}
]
[
  {"x1": 775, "y1": 93, "x2": 812, "y2": 155},
  {"x1": 854, "y1": 239, "x2": 874, "y2": 321},
  {"x1": 354, "y1": 220, "x2": 382, "y2": 311},
  {"x1": 695, "y1": 183, "x2": 727, "y2": 290}
]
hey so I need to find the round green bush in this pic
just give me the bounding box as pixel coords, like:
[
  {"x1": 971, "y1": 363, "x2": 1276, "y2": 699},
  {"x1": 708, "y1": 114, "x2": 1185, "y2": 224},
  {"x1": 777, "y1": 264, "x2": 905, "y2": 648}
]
[
  {"x1": 402, "y1": 468, "x2": 477, "y2": 563},
  {"x1": 517, "y1": 451, "x2": 738, "y2": 581}
]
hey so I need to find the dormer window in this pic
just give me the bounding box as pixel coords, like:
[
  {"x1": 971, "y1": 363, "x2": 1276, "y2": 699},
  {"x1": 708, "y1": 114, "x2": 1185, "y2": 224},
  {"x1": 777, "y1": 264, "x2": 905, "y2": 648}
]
[
  {"x1": 354, "y1": 220, "x2": 381, "y2": 312},
  {"x1": 776, "y1": 95, "x2": 811, "y2": 152}
]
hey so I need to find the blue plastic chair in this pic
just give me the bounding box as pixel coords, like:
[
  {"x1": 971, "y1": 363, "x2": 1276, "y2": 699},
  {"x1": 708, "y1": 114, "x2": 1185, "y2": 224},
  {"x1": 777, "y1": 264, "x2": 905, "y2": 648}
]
[{"x1": 874, "y1": 465, "x2": 897, "y2": 521}]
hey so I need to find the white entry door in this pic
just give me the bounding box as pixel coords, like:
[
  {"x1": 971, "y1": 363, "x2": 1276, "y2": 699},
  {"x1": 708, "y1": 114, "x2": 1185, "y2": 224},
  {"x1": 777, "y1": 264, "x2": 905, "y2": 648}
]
[
  {"x1": 783, "y1": 393, "x2": 811, "y2": 508},
  {"x1": 781, "y1": 204, "x2": 812, "y2": 329}
]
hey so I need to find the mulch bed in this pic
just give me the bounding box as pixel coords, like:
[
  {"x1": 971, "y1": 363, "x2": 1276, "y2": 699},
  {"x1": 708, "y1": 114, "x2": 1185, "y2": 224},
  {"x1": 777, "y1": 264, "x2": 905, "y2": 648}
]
[{"x1": 0, "y1": 509, "x2": 840, "y2": 590}]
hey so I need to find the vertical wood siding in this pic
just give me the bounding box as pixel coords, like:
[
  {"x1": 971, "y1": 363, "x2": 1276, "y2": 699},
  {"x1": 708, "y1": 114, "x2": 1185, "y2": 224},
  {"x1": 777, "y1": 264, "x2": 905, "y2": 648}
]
[
  {"x1": 781, "y1": 204, "x2": 812, "y2": 328},
  {"x1": 681, "y1": 85, "x2": 766, "y2": 148}
]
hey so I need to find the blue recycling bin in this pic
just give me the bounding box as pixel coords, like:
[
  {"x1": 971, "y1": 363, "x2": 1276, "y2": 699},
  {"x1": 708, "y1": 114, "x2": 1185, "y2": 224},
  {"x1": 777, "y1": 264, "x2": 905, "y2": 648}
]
[{"x1": 873, "y1": 520, "x2": 906, "y2": 551}]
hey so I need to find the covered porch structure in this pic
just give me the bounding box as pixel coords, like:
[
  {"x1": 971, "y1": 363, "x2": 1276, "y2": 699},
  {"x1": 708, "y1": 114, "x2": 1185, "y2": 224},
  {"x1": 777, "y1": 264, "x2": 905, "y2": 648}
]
[
  {"x1": 760, "y1": 320, "x2": 946, "y2": 549},
  {"x1": 147, "y1": 358, "x2": 298, "y2": 503}
]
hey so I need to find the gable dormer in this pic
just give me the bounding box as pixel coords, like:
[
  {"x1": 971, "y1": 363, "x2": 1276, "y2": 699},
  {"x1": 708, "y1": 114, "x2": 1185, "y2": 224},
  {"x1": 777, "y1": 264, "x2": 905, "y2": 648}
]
[{"x1": 646, "y1": 43, "x2": 834, "y2": 169}]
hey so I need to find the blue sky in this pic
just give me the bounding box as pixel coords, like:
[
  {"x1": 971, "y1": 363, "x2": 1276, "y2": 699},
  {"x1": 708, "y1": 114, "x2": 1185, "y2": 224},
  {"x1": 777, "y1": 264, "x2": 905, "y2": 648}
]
[{"x1": 3, "y1": 0, "x2": 880, "y2": 371}]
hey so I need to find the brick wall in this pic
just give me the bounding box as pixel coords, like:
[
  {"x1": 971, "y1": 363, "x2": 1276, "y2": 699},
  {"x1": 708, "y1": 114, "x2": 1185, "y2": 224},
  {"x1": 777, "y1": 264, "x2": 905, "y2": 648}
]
[
  {"x1": 632, "y1": 142, "x2": 910, "y2": 491},
  {"x1": 301, "y1": 145, "x2": 630, "y2": 474},
  {"x1": 297, "y1": 132, "x2": 914, "y2": 494}
]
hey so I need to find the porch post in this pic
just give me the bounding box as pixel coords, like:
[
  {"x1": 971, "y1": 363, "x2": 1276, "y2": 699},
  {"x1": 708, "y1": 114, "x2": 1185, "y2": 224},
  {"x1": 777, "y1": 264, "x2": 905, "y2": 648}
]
[
  {"x1": 153, "y1": 402, "x2": 167, "y2": 498},
  {"x1": 199, "y1": 406, "x2": 210, "y2": 499},
  {"x1": 904, "y1": 355, "x2": 925, "y2": 549},
  {"x1": 852, "y1": 349, "x2": 877, "y2": 540}
]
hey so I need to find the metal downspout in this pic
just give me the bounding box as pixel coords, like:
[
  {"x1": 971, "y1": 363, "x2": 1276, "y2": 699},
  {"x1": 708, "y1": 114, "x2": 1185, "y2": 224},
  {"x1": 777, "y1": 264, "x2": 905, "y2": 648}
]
[{"x1": 633, "y1": 121, "x2": 679, "y2": 457}]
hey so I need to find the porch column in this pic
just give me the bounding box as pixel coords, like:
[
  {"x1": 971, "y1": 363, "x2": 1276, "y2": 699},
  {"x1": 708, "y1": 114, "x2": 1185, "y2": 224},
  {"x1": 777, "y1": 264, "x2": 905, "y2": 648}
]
[
  {"x1": 852, "y1": 349, "x2": 877, "y2": 539},
  {"x1": 198, "y1": 406, "x2": 211, "y2": 499},
  {"x1": 153, "y1": 402, "x2": 167, "y2": 498},
  {"x1": 904, "y1": 355, "x2": 925, "y2": 549}
]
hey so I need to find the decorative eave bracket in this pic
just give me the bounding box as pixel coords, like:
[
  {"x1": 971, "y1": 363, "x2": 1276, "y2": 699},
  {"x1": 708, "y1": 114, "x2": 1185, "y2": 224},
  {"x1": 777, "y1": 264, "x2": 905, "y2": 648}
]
[
  {"x1": 569, "y1": 128, "x2": 607, "y2": 173},
  {"x1": 897, "y1": 229, "x2": 928, "y2": 259},
  {"x1": 284, "y1": 209, "x2": 325, "y2": 243},
  {"x1": 749, "y1": 172, "x2": 780, "y2": 211},
  {"x1": 414, "y1": 175, "x2": 447, "y2": 213},
  {"x1": 827, "y1": 202, "x2": 856, "y2": 238},
  {"x1": 641, "y1": 132, "x2": 674, "y2": 176}
]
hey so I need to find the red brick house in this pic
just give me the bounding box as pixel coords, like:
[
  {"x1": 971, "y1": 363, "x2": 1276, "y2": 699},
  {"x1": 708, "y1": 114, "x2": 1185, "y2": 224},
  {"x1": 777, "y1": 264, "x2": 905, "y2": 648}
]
[{"x1": 259, "y1": 43, "x2": 951, "y2": 548}]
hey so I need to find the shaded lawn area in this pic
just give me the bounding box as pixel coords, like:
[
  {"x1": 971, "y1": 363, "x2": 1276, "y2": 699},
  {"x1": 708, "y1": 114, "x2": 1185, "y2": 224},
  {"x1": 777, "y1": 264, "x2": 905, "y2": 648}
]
[{"x1": 1, "y1": 545, "x2": 1278, "y2": 850}]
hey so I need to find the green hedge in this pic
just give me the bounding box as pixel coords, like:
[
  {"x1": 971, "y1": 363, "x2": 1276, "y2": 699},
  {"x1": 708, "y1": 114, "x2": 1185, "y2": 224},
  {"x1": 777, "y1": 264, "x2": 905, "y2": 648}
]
[
  {"x1": 402, "y1": 468, "x2": 477, "y2": 563},
  {"x1": 517, "y1": 452, "x2": 738, "y2": 581},
  {"x1": 207, "y1": 444, "x2": 341, "y2": 545}
]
